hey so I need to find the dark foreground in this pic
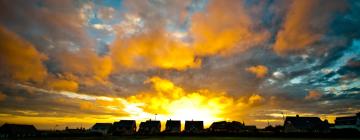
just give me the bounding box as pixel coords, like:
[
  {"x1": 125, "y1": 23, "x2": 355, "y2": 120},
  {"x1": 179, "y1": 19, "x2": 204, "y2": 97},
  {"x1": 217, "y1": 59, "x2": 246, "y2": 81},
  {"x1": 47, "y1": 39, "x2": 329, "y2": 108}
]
[{"x1": 17, "y1": 136, "x2": 360, "y2": 140}]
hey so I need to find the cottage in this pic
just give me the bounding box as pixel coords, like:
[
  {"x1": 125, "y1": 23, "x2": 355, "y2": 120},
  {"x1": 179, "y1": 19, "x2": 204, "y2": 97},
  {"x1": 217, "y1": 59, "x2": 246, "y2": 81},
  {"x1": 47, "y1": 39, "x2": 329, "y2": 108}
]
[
  {"x1": 138, "y1": 120, "x2": 161, "y2": 135},
  {"x1": 284, "y1": 115, "x2": 329, "y2": 133},
  {"x1": 209, "y1": 121, "x2": 245, "y2": 133},
  {"x1": 334, "y1": 112, "x2": 360, "y2": 131},
  {"x1": 164, "y1": 120, "x2": 181, "y2": 134},
  {"x1": 184, "y1": 120, "x2": 203, "y2": 133},
  {"x1": 90, "y1": 123, "x2": 112, "y2": 135},
  {"x1": 111, "y1": 120, "x2": 136, "y2": 135},
  {"x1": 0, "y1": 123, "x2": 37, "y2": 138}
]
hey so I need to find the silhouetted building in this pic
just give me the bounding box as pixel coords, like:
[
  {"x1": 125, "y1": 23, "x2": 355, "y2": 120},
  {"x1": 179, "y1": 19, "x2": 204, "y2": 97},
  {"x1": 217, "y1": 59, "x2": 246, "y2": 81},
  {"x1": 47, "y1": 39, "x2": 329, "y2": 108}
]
[
  {"x1": 284, "y1": 115, "x2": 329, "y2": 133},
  {"x1": 164, "y1": 120, "x2": 181, "y2": 133},
  {"x1": 185, "y1": 120, "x2": 203, "y2": 133},
  {"x1": 334, "y1": 112, "x2": 360, "y2": 131},
  {"x1": 0, "y1": 123, "x2": 37, "y2": 138},
  {"x1": 263, "y1": 125, "x2": 284, "y2": 133},
  {"x1": 209, "y1": 121, "x2": 245, "y2": 133},
  {"x1": 244, "y1": 125, "x2": 257, "y2": 132},
  {"x1": 90, "y1": 123, "x2": 112, "y2": 135},
  {"x1": 64, "y1": 126, "x2": 86, "y2": 133},
  {"x1": 138, "y1": 120, "x2": 161, "y2": 135},
  {"x1": 111, "y1": 120, "x2": 136, "y2": 135}
]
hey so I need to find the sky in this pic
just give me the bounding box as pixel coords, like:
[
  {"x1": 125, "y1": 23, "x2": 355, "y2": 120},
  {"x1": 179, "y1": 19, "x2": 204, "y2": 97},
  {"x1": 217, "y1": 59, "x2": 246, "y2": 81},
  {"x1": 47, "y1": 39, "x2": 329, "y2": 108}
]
[{"x1": 0, "y1": 0, "x2": 359, "y2": 130}]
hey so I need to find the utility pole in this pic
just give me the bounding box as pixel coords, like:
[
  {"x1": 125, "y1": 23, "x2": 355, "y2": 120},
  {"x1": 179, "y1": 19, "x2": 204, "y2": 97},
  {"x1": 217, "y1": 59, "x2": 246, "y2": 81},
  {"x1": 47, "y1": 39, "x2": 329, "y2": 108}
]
[{"x1": 54, "y1": 124, "x2": 59, "y2": 131}]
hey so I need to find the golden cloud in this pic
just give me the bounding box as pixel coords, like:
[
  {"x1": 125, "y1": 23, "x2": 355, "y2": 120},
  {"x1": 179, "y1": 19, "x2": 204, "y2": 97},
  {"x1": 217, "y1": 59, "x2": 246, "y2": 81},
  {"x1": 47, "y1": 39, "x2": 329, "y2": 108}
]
[
  {"x1": 48, "y1": 79, "x2": 79, "y2": 92},
  {"x1": 0, "y1": 92, "x2": 6, "y2": 102},
  {"x1": 305, "y1": 90, "x2": 322, "y2": 100},
  {"x1": 79, "y1": 101, "x2": 95, "y2": 110},
  {"x1": 0, "y1": 26, "x2": 48, "y2": 82},
  {"x1": 110, "y1": 0, "x2": 269, "y2": 70},
  {"x1": 53, "y1": 48, "x2": 112, "y2": 86},
  {"x1": 248, "y1": 94, "x2": 265, "y2": 105},
  {"x1": 273, "y1": 0, "x2": 347, "y2": 55},
  {"x1": 246, "y1": 65, "x2": 268, "y2": 78},
  {"x1": 111, "y1": 30, "x2": 200, "y2": 70},
  {"x1": 191, "y1": 0, "x2": 269, "y2": 56}
]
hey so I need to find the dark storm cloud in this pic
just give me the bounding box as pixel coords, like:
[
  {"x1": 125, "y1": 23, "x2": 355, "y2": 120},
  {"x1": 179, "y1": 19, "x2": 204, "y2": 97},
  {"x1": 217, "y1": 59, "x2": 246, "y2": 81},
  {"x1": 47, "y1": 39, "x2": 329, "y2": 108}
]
[
  {"x1": 338, "y1": 58, "x2": 360, "y2": 75},
  {"x1": 0, "y1": 0, "x2": 93, "y2": 50}
]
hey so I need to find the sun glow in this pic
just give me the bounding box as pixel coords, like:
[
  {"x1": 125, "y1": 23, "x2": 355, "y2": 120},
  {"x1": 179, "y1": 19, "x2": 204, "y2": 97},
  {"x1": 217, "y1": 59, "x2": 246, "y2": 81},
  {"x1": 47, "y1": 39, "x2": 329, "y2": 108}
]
[
  {"x1": 168, "y1": 96, "x2": 220, "y2": 121},
  {"x1": 8, "y1": 77, "x2": 265, "y2": 129},
  {"x1": 121, "y1": 77, "x2": 240, "y2": 127}
]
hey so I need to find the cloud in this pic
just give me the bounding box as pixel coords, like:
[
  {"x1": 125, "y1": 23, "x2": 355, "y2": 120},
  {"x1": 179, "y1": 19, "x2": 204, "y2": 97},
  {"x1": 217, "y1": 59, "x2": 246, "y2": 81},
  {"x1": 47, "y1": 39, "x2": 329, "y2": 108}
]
[
  {"x1": 0, "y1": 26, "x2": 48, "y2": 82},
  {"x1": 190, "y1": 0, "x2": 269, "y2": 56},
  {"x1": 0, "y1": 92, "x2": 6, "y2": 102},
  {"x1": 248, "y1": 94, "x2": 264, "y2": 105},
  {"x1": 273, "y1": 0, "x2": 347, "y2": 55},
  {"x1": 273, "y1": 71, "x2": 285, "y2": 79},
  {"x1": 51, "y1": 47, "x2": 112, "y2": 86},
  {"x1": 122, "y1": 0, "x2": 191, "y2": 29},
  {"x1": 111, "y1": 30, "x2": 200, "y2": 70},
  {"x1": 110, "y1": 0, "x2": 201, "y2": 70},
  {"x1": 97, "y1": 7, "x2": 115, "y2": 21},
  {"x1": 14, "y1": 96, "x2": 25, "y2": 102},
  {"x1": 338, "y1": 58, "x2": 360, "y2": 77},
  {"x1": 246, "y1": 65, "x2": 269, "y2": 78},
  {"x1": 79, "y1": 101, "x2": 95, "y2": 110},
  {"x1": 0, "y1": 0, "x2": 94, "y2": 49},
  {"x1": 305, "y1": 90, "x2": 322, "y2": 100},
  {"x1": 47, "y1": 79, "x2": 79, "y2": 92},
  {"x1": 110, "y1": 0, "x2": 270, "y2": 70},
  {"x1": 0, "y1": 0, "x2": 114, "y2": 92},
  {"x1": 0, "y1": 83, "x2": 128, "y2": 122}
]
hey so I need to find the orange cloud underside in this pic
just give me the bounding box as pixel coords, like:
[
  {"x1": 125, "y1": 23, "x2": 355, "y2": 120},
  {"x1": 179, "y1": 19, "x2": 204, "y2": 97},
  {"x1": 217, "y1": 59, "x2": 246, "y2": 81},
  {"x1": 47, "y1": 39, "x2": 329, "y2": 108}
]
[
  {"x1": 110, "y1": 0, "x2": 269, "y2": 71},
  {"x1": 0, "y1": 26, "x2": 47, "y2": 82},
  {"x1": 273, "y1": 0, "x2": 346, "y2": 54},
  {"x1": 246, "y1": 65, "x2": 268, "y2": 78}
]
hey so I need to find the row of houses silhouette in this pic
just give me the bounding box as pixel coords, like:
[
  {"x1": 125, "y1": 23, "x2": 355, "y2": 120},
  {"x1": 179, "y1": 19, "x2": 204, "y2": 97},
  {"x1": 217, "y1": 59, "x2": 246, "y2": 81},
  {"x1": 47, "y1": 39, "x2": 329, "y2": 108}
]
[
  {"x1": 92, "y1": 120, "x2": 258, "y2": 136},
  {"x1": 283, "y1": 113, "x2": 360, "y2": 133},
  {"x1": 91, "y1": 113, "x2": 360, "y2": 135},
  {"x1": 93, "y1": 120, "x2": 212, "y2": 136},
  {"x1": 284, "y1": 115, "x2": 330, "y2": 133},
  {"x1": 1, "y1": 112, "x2": 359, "y2": 138}
]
